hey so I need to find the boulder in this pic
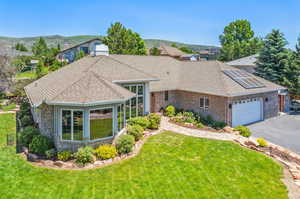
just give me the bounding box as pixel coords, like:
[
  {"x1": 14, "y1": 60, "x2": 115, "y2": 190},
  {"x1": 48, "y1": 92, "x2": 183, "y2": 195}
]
[{"x1": 27, "y1": 153, "x2": 39, "y2": 162}]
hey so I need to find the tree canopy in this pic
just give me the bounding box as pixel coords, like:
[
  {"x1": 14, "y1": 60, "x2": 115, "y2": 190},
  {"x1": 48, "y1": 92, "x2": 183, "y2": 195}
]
[
  {"x1": 219, "y1": 20, "x2": 262, "y2": 61},
  {"x1": 15, "y1": 43, "x2": 28, "y2": 52},
  {"x1": 103, "y1": 22, "x2": 147, "y2": 55},
  {"x1": 149, "y1": 47, "x2": 160, "y2": 56},
  {"x1": 255, "y1": 30, "x2": 290, "y2": 85}
]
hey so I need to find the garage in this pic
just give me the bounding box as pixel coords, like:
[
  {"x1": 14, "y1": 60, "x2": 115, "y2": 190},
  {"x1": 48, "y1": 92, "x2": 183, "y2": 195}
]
[{"x1": 232, "y1": 98, "x2": 263, "y2": 127}]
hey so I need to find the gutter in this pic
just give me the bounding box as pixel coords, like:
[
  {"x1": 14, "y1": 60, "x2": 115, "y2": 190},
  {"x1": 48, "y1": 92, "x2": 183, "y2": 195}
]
[
  {"x1": 112, "y1": 78, "x2": 159, "y2": 84},
  {"x1": 45, "y1": 96, "x2": 134, "y2": 107},
  {"x1": 227, "y1": 89, "x2": 286, "y2": 97}
]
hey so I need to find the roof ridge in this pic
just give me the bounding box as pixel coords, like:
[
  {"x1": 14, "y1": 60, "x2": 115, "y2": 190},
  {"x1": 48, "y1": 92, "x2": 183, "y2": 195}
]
[
  {"x1": 48, "y1": 57, "x2": 103, "y2": 102},
  {"x1": 107, "y1": 55, "x2": 158, "y2": 80}
]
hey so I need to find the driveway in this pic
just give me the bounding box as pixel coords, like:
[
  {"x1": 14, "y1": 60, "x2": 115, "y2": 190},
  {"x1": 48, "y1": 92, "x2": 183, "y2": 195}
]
[{"x1": 247, "y1": 114, "x2": 300, "y2": 154}]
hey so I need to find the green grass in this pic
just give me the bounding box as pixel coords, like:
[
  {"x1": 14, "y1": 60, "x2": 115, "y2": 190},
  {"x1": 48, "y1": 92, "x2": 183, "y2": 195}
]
[
  {"x1": 16, "y1": 71, "x2": 36, "y2": 79},
  {"x1": 0, "y1": 114, "x2": 16, "y2": 146},
  {"x1": 1, "y1": 103, "x2": 16, "y2": 112},
  {"x1": 0, "y1": 114, "x2": 288, "y2": 199}
]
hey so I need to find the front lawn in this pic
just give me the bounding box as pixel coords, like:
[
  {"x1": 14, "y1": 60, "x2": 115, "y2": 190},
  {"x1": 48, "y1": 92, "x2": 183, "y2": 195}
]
[{"x1": 0, "y1": 114, "x2": 287, "y2": 199}]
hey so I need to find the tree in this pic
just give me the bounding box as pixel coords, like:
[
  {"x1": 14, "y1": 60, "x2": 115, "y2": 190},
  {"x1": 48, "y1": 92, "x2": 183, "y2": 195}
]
[
  {"x1": 179, "y1": 46, "x2": 194, "y2": 54},
  {"x1": 171, "y1": 43, "x2": 178, "y2": 48},
  {"x1": 32, "y1": 37, "x2": 49, "y2": 57},
  {"x1": 35, "y1": 61, "x2": 48, "y2": 78},
  {"x1": 219, "y1": 20, "x2": 262, "y2": 61},
  {"x1": 255, "y1": 30, "x2": 290, "y2": 85},
  {"x1": 282, "y1": 37, "x2": 300, "y2": 95},
  {"x1": 0, "y1": 55, "x2": 16, "y2": 93},
  {"x1": 15, "y1": 43, "x2": 28, "y2": 52},
  {"x1": 103, "y1": 22, "x2": 147, "y2": 55},
  {"x1": 149, "y1": 47, "x2": 160, "y2": 56}
]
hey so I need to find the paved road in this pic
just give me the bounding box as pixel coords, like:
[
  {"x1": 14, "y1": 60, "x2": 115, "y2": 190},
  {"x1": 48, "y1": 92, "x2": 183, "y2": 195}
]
[{"x1": 248, "y1": 114, "x2": 300, "y2": 154}]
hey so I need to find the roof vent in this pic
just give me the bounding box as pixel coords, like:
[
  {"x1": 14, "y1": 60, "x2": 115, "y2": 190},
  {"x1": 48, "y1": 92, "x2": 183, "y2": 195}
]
[{"x1": 93, "y1": 44, "x2": 109, "y2": 56}]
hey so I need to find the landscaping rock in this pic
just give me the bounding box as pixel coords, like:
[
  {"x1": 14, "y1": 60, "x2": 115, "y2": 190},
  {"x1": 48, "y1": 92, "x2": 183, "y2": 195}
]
[
  {"x1": 53, "y1": 161, "x2": 64, "y2": 167},
  {"x1": 27, "y1": 153, "x2": 39, "y2": 162}
]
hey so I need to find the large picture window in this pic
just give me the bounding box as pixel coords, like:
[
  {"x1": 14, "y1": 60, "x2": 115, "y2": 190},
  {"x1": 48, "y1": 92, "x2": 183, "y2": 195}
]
[
  {"x1": 89, "y1": 108, "x2": 113, "y2": 140},
  {"x1": 61, "y1": 110, "x2": 84, "y2": 141},
  {"x1": 124, "y1": 84, "x2": 144, "y2": 119}
]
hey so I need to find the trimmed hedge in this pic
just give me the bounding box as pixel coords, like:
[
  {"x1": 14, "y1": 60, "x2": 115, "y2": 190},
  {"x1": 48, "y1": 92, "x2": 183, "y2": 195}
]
[
  {"x1": 148, "y1": 113, "x2": 161, "y2": 129},
  {"x1": 165, "y1": 105, "x2": 175, "y2": 117}
]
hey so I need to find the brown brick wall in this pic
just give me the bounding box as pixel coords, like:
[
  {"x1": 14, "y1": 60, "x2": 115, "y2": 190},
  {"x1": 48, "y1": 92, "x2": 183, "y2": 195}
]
[
  {"x1": 151, "y1": 90, "x2": 228, "y2": 122},
  {"x1": 151, "y1": 90, "x2": 279, "y2": 126}
]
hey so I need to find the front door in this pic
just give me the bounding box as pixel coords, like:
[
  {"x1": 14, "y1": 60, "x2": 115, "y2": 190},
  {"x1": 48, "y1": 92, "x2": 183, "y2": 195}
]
[{"x1": 278, "y1": 95, "x2": 285, "y2": 112}]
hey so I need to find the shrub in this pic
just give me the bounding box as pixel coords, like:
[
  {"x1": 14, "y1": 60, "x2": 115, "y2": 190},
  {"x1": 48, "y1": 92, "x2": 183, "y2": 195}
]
[
  {"x1": 165, "y1": 105, "x2": 175, "y2": 117},
  {"x1": 196, "y1": 122, "x2": 205, "y2": 129},
  {"x1": 211, "y1": 121, "x2": 227, "y2": 130},
  {"x1": 257, "y1": 138, "x2": 268, "y2": 147},
  {"x1": 234, "y1": 125, "x2": 251, "y2": 137},
  {"x1": 199, "y1": 115, "x2": 214, "y2": 126},
  {"x1": 19, "y1": 126, "x2": 40, "y2": 147},
  {"x1": 173, "y1": 111, "x2": 196, "y2": 124},
  {"x1": 57, "y1": 151, "x2": 72, "y2": 161},
  {"x1": 116, "y1": 135, "x2": 135, "y2": 154},
  {"x1": 127, "y1": 117, "x2": 150, "y2": 129},
  {"x1": 74, "y1": 146, "x2": 95, "y2": 165},
  {"x1": 148, "y1": 113, "x2": 161, "y2": 129},
  {"x1": 45, "y1": 148, "x2": 56, "y2": 159},
  {"x1": 127, "y1": 125, "x2": 144, "y2": 141},
  {"x1": 20, "y1": 115, "x2": 34, "y2": 127},
  {"x1": 94, "y1": 144, "x2": 117, "y2": 160},
  {"x1": 29, "y1": 135, "x2": 54, "y2": 155}
]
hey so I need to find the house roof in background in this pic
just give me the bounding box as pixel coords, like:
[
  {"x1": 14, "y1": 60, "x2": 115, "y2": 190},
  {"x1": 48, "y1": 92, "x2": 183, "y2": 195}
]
[
  {"x1": 226, "y1": 54, "x2": 258, "y2": 67},
  {"x1": 59, "y1": 38, "x2": 102, "y2": 53},
  {"x1": 158, "y1": 45, "x2": 185, "y2": 57}
]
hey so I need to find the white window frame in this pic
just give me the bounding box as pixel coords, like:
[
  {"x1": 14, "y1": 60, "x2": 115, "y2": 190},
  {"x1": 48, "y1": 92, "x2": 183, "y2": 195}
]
[
  {"x1": 88, "y1": 106, "x2": 114, "y2": 142},
  {"x1": 60, "y1": 109, "x2": 84, "y2": 142},
  {"x1": 117, "y1": 103, "x2": 126, "y2": 131},
  {"x1": 123, "y1": 84, "x2": 145, "y2": 119},
  {"x1": 200, "y1": 96, "x2": 210, "y2": 110}
]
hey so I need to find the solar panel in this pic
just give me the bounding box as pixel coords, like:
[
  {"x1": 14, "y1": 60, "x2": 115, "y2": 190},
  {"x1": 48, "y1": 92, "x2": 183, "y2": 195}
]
[{"x1": 223, "y1": 70, "x2": 265, "y2": 89}]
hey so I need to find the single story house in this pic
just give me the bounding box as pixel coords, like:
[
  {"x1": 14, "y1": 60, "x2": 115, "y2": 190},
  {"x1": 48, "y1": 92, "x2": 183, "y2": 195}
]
[
  {"x1": 180, "y1": 54, "x2": 201, "y2": 61},
  {"x1": 25, "y1": 46, "x2": 287, "y2": 151},
  {"x1": 56, "y1": 38, "x2": 103, "y2": 63},
  {"x1": 158, "y1": 45, "x2": 185, "y2": 58}
]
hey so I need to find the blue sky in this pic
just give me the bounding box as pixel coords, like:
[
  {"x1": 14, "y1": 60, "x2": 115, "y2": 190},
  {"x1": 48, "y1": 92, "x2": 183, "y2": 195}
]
[{"x1": 1, "y1": 0, "x2": 300, "y2": 47}]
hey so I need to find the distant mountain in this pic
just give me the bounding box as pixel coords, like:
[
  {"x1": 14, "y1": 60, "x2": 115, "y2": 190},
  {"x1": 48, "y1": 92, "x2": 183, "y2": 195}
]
[{"x1": 0, "y1": 35, "x2": 220, "y2": 56}]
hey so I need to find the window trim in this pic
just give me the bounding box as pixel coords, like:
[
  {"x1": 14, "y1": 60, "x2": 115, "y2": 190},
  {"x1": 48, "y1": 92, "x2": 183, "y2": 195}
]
[
  {"x1": 60, "y1": 109, "x2": 84, "y2": 142},
  {"x1": 88, "y1": 106, "x2": 114, "y2": 142},
  {"x1": 123, "y1": 83, "x2": 145, "y2": 119},
  {"x1": 200, "y1": 96, "x2": 210, "y2": 110}
]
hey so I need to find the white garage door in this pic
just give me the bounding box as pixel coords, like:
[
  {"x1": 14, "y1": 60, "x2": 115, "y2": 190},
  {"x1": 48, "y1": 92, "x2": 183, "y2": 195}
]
[{"x1": 232, "y1": 98, "x2": 263, "y2": 127}]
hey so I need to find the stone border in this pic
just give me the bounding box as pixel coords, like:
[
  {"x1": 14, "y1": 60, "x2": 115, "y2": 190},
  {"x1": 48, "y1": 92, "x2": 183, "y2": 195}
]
[{"x1": 21, "y1": 130, "x2": 162, "y2": 170}]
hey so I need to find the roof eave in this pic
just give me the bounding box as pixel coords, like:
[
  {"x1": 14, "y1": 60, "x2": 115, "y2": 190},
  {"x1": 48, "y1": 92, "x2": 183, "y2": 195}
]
[
  {"x1": 227, "y1": 88, "x2": 286, "y2": 97},
  {"x1": 112, "y1": 78, "x2": 159, "y2": 83},
  {"x1": 45, "y1": 96, "x2": 134, "y2": 107}
]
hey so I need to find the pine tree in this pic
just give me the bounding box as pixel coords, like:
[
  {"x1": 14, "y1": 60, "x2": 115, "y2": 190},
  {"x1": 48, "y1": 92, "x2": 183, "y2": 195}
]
[
  {"x1": 282, "y1": 37, "x2": 300, "y2": 95},
  {"x1": 32, "y1": 37, "x2": 49, "y2": 57},
  {"x1": 255, "y1": 30, "x2": 289, "y2": 85}
]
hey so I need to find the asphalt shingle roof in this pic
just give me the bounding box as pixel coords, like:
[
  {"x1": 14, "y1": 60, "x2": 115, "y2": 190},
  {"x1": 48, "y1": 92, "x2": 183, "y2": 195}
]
[
  {"x1": 25, "y1": 54, "x2": 285, "y2": 107},
  {"x1": 226, "y1": 54, "x2": 258, "y2": 66}
]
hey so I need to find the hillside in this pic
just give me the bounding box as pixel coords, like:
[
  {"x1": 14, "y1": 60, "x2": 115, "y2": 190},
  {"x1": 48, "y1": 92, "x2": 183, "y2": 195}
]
[{"x1": 0, "y1": 35, "x2": 219, "y2": 56}]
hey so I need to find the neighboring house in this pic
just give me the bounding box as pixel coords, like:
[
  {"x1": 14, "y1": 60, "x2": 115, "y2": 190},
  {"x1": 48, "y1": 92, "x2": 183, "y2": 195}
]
[
  {"x1": 56, "y1": 38, "x2": 103, "y2": 63},
  {"x1": 227, "y1": 54, "x2": 258, "y2": 74},
  {"x1": 158, "y1": 45, "x2": 185, "y2": 58},
  {"x1": 25, "y1": 48, "x2": 287, "y2": 151},
  {"x1": 180, "y1": 54, "x2": 201, "y2": 61}
]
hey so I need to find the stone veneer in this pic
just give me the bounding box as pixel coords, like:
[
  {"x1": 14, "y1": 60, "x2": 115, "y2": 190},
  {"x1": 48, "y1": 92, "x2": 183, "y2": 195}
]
[{"x1": 151, "y1": 90, "x2": 279, "y2": 126}]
